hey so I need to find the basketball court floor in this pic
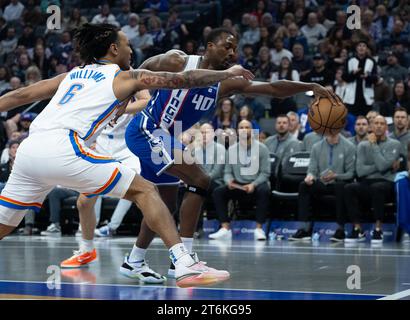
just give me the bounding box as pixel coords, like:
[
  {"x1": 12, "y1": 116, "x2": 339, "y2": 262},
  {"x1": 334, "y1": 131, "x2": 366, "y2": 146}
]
[{"x1": 1, "y1": 235, "x2": 410, "y2": 300}]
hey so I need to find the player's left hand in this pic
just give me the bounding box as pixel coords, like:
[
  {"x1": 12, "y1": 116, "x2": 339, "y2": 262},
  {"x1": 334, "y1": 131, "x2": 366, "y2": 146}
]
[
  {"x1": 311, "y1": 83, "x2": 339, "y2": 105},
  {"x1": 226, "y1": 65, "x2": 255, "y2": 81}
]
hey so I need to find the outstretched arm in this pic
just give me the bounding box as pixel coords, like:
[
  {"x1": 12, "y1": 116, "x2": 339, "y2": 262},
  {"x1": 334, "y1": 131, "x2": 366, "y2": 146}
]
[
  {"x1": 219, "y1": 78, "x2": 339, "y2": 104},
  {"x1": 124, "y1": 89, "x2": 151, "y2": 114},
  {"x1": 113, "y1": 65, "x2": 254, "y2": 101},
  {"x1": 0, "y1": 73, "x2": 66, "y2": 112}
]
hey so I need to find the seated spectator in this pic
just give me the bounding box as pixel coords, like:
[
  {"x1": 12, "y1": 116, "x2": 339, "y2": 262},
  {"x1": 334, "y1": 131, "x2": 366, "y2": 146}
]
[
  {"x1": 41, "y1": 187, "x2": 79, "y2": 236},
  {"x1": 254, "y1": 46, "x2": 276, "y2": 81},
  {"x1": 91, "y1": 4, "x2": 120, "y2": 28},
  {"x1": 284, "y1": 23, "x2": 309, "y2": 54},
  {"x1": 291, "y1": 43, "x2": 312, "y2": 79},
  {"x1": 240, "y1": 15, "x2": 260, "y2": 49},
  {"x1": 52, "y1": 31, "x2": 73, "y2": 65},
  {"x1": 117, "y1": 0, "x2": 132, "y2": 27},
  {"x1": 270, "y1": 37, "x2": 293, "y2": 67},
  {"x1": 0, "y1": 27, "x2": 18, "y2": 59},
  {"x1": 348, "y1": 116, "x2": 369, "y2": 146},
  {"x1": 145, "y1": 0, "x2": 169, "y2": 13},
  {"x1": 254, "y1": 26, "x2": 271, "y2": 53},
  {"x1": 287, "y1": 111, "x2": 304, "y2": 141},
  {"x1": 302, "y1": 53, "x2": 333, "y2": 87},
  {"x1": 374, "y1": 77, "x2": 392, "y2": 114},
  {"x1": 381, "y1": 52, "x2": 408, "y2": 85},
  {"x1": 0, "y1": 131, "x2": 22, "y2": 164},
  {"x1": 212, "y1": 98, "x2": 238, "y2": 147},
  {"x1": 121, "y1": 13, "x2": 140, "y2": 43},
  {"x1": 384, "y1": 81, "x2": 410, "y2": 116},
  {"x1": 302, "y1": 131, "x2": 323, "y2": 152},
  {"x1": 366, "y1": 110, "x2": 380, "y2": 132},
  {"x1": 390, "y1": 107, "x2": 410, "y2": 157},
  {"x1": 395, "y1": 143, "x2": 410, "y2": 239},
  {"x1": 344, "y1": 115, "x2": 401, "y2": 244},
  {"x1": 25, "y1": 65, "x2": 42, "y2": 85},
  {"x1": 264, "y1": 114, "x2": 301, "y2": 174},
  {"x1": 333, "y1": 67, "x2": 346, "y2": 100},
  {"x1": 17, "y1": 24, "x2": 36, "y2": 49},
  {"x1": 209, "y1": 120, "x2": 270, "y2": 241},
  {"x1": 6, "y1": 112, "x2": 36, "y2": 138},
  {"x1": 148, "y1": 16, "x2": 165, "y2": 51},
  {"x1": 3, "y1": 0, "x2": 25, "y2": 23},
  {"x1": 130, "y1": 21, "x2": 153, "y2": 66},
  {"x1": 64, "y1": 8, "x2": 88, "y2": 32},
  {"x1": 0, "y1": 65, "x2": 10, "y2": 93},
  {"x1": 238, "y1": 105, "x2": 260, "y2": 132},
  {"x1": 240, "y1": 44, "x2": 258, "y2": 73},
  {"x1": 165, "y1": 8, "x2": 189, "y2": 48},
  {"x1": 270, "y1": 56, "x2": 299, "y2": 82},
  {"x1": 372, "y1": 4, "x2": 394, "y2": 46},
  {"x1": 259, "y1": 131, "x2": 270, "y2": 144},
  {"x1": 0, "y1": 139, "x2": 35, "y2": 235},
  {"x1": 300, "y1": 12, "x2": 327, "y2": 53},
  {"x1": 289, "y1": 132, "x2": 356, "y2": 242},
  {"x1": 32, "y1": 44, "x2": 51, "y2": 80}
]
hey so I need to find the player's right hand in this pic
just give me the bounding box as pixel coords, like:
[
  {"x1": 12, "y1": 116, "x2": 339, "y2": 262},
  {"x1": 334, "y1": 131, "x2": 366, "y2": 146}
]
[
  {"x1": 311, "y1": 83, "x2": 340, "y2": 106},
  {"x1": 227, "y1": 65, "x2": 255, "y2": 81}
]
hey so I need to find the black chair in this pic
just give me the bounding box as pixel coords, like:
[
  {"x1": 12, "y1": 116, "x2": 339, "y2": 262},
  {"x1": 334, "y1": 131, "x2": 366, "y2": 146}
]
[
  {"x1": 269, "y1": 153, "x2": 279, "y2": 189},
  {"x1": 272, "y1": 151, "x2": 311, "y2": 200}
]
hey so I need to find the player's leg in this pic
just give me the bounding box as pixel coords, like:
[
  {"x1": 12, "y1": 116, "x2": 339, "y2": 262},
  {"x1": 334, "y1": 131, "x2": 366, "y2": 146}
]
[
  {"x1": 0, "y1": 224, "x2": 15, "y2": 239},
  {"x1": 60, "y1": 195, "x2": 98, "y2": 268},
  {"x1": 124, "y1": 185, "x2": 178, "y2": 282}
]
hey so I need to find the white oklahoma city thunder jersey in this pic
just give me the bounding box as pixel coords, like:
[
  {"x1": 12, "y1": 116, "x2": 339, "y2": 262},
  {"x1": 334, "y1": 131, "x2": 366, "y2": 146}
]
[{"x1": 30, "y1": 63, "x2": 121, "y2": 142}]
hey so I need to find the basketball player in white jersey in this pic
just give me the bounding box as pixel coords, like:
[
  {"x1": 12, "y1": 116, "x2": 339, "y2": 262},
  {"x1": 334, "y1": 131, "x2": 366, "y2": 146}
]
[
  {"x1": 62, "y1": 89, "x2": 168, "y2": 284},
  {"x1": 61, "y1": 27, "x2": 340, "y2": 285},
  {"x1": 0, "y1": 23, "x2": 254, "y2": 288}
]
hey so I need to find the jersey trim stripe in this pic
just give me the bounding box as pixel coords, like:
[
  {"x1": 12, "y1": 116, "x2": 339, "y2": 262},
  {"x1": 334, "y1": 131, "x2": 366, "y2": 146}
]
[
  {"x1": 69, "y1": 130, "x2": 117, "y2": 164},
  {"x1": 0, "y1": 196, "x2": 42, "y2": 213},
  {"x1": 81, "y1": 99, "x2": 120, "y2": 141},
  {"x1": 158, "y1": 91, "x2": 173, "y2": 127},
  {"x1": 83, "y1": 168, "x2": 122, "y2": 198},
  {"x1": 114, "y1": 68, "x2": 122, "y2": 78},
  {"x1": 169, "y1": 89, "x2": 190, "y2": 129}
]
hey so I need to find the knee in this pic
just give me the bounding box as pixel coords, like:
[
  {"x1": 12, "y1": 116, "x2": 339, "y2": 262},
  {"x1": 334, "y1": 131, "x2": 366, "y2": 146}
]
[
  {"x1": 76, "y1": 195, "x2": 94, "y2": 212},
  {"x1": 192, "y1": 172, "x2": 211, "y2": 190}
]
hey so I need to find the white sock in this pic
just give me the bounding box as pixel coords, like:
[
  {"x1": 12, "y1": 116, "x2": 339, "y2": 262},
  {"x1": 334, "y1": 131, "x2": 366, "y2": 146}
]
[
  {"x1": 80, "y1": 239, "x2": 94, "y2": 252},
  {"x1": 169, "y1": 243, "x2": 194, "y2": 266},
  {"x1": 129, "y1": 245, "x2": 146, "y2": 263},
  {"x1": 181, "y1": 237, "x2": 193, "y2": 254}
]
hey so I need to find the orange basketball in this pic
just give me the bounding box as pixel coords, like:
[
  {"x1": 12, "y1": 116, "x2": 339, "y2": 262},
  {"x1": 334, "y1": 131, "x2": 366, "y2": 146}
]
[{"x1": 308, "y1": 97, "x2": 347, "y2": 136}]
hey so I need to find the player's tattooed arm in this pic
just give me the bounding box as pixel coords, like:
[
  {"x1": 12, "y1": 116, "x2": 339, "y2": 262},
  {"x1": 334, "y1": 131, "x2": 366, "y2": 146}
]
[{"x1": 130, "y1": 65, "x2": 254, "y2": 90}]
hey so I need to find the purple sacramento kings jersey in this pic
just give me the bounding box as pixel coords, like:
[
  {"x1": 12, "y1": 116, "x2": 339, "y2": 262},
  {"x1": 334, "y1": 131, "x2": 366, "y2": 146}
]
[
  {"x1": 125, "y1": 55, "x2": 221, "y2": 185},
  {"x1": 142, "y1": 55, "x2": 220, "y2": 134}
]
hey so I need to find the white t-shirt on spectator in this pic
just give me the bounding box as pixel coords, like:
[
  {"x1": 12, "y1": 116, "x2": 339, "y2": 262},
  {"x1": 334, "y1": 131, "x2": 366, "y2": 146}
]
[
  {"x1": 241, "y1": 28, "x2": 260, "y2": 46},
  {"x1": 0, "y1": 37, "x2": 18, "y2": 55},
  {"x1": 130, "y1": 33, "x2": 154, "y2": 51},
  {"x1": 301, "y1": 23, "x2": 327, "y2": 47},
  {"x1": 270, "y1": 48, "x2": 293, "y2": 66},
  {"x1": 121, "y1": 25, "x2": 139, "y2": 42},
  {"x1": 91, "y1": 14, "x2": 120, "y2": 28},
  {"x1": 270, "y1": 69, "x2": 300, "y2": 82},
  {"x1": 3, "y1": 1, "x2": 25, "y2": 22},
  {"x1": 1, "y1": 148, "x2": 9, "y2": 164}
]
